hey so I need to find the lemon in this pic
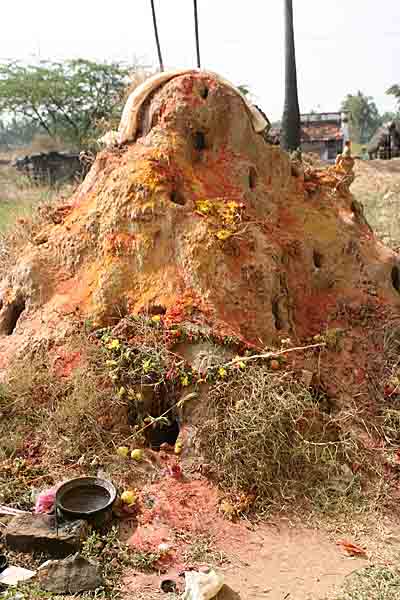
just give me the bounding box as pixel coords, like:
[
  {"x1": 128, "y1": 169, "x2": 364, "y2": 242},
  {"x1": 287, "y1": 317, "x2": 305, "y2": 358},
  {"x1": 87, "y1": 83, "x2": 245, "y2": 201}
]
[
  {"x1": 131, "y1": 448, "x2": 144, "y2": 461},
  {"x1": 116, "y1": 446, "x2": 129, "y2": 458}
]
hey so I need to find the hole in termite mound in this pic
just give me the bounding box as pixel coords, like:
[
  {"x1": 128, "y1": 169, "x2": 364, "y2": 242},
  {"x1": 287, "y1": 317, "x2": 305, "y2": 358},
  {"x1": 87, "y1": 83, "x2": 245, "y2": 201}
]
[
  {"x1": 313, "y1": 250, "x2": 323, "y2": 269},
  {"x1": 170, "y1": 190, "x2": 186, "y2": 206},
  {"x1": 272, "y1": 298, "x2": 283, "y2": 331},
  {"x1": 142, "y1": 387, "x2": 180, "y2": 450},
  {"x1": 0, "y1": 297, "x2": 26, "y2": 336},
  {"x1": 392, "y1": 265, "x2": 400, "y2": 293},
  {"x1": 249, "y1": 167, "x2": 258, "y2": 190},
  {"x1": 200, "y1": 86, "x2": 209, "y2": 99},
  {"x1": 147, "y1": 417, "x2": 180, "y2": 450},
  {"x1": 194, "y1": 131, "x2": 206, "y2": 151}
]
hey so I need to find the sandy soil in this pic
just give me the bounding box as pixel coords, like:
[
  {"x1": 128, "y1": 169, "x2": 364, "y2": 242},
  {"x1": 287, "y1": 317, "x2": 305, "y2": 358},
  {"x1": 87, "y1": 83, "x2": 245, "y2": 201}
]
[{"x1": 123, "y1": 520, "x2": 367, "y2": 600}]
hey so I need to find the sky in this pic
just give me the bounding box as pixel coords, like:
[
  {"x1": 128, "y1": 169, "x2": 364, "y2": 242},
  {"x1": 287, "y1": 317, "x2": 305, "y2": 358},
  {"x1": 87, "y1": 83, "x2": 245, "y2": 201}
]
[{"x1": 1, "y1": 0, "x2": 400, "y2": 121}]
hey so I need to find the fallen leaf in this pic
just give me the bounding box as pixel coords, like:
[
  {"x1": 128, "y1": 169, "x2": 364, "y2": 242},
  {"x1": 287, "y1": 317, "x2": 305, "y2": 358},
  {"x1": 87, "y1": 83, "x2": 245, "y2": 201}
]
[{"x1": 336, "y1": 539, "x2": 367, "y2": 557}]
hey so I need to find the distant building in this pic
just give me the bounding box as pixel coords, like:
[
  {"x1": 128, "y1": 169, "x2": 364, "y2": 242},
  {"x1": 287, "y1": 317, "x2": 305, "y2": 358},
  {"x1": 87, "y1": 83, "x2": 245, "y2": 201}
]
[{"x1": 268, "y1": 112, "x2": 349, "y2": 162}]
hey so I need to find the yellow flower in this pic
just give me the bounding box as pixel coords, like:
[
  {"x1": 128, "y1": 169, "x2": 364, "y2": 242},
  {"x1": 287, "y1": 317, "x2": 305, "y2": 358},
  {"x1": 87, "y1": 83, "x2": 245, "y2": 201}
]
[
  {"x1": 196, "y1": 199, "x2": 213, "y2": 214},
  {"x1": 151, "y1": 315, "x2": 161, "y2": 323},
  {"x1": 142, "y1": 359, "x2": 152, "y2": 373},
  {"x1": 218, "y1": 367, "x2": 227, "y2": 378},
  {"x1": 118, "y1": 386, "x2": 126, "y2": 397},
  {"x1": 181, "y1": 375, "x2": 189, "y2": 387},
  {"x1": 234, "y1": 355, "x2": 246, "y2": 369},
  {"x1": 216, "y1": 229, "x2": 233, "y2": 241},
  {"x1": 121, "y1": 490, "x2": 137, "y2": 505},
  {"x1": 107, "y1": 339, "x2": 120, "y2": 350}
]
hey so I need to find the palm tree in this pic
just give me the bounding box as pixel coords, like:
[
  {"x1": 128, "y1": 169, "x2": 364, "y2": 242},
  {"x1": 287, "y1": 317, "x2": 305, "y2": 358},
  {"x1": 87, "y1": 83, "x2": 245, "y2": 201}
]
[
  {"x1": 150, "y1": 0, "x2": 164, "y2": 71},
  {"x1": 281, "y1": 0, "x2": 301, "y2": 152},
  {"x1": 193, "y1": 0, "x2": 201, "y2": 68}
]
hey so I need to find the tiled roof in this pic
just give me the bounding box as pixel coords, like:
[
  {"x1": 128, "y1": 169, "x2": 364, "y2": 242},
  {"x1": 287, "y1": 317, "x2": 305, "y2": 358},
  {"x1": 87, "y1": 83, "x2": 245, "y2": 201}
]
[
  {"x1": 268, "y1": 122, "x2": 344, "y2": 143},
  {"x1": 301, "y1": 122, "x2": 343, "y2": 142}
]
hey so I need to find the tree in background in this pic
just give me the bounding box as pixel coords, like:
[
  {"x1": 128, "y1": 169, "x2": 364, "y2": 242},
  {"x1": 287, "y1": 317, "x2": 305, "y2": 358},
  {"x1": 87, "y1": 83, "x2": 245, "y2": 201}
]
[
  {"x1": 386, "y1": 85, "x2": 400, "y2": 116},
  {"x1": 0, "y1": 117, "x2": 42, "y2": 148},
  {"x1": 280, "y1": 0, "x2": 301, "y2": 153},
  {"x1": 380, "y1": 111, "x2": 400, "y2": 124},
  {"x1": 0, "y1": 59, "x2": 132, "y2": 149},
  {"x1": 341, "y1": 92, "x2": 380, "y2": 144}
]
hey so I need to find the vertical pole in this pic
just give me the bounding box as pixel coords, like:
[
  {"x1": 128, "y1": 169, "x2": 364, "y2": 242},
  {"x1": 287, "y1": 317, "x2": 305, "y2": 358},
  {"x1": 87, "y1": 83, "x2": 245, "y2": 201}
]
[
  {"x1": 150, "y1": 0, "x2": 164, "y2": 72},
  {"x1": 194, "y1": 0, "x2": 201, "y2": 68}
]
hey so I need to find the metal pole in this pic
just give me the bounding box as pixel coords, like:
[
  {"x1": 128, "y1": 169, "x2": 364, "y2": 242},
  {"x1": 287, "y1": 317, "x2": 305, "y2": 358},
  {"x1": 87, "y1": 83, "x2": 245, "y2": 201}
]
[
  {"x1": 194, "y1": 0, "x2": 201, "y2": 68},
  {"x1": 150, "y1": 0, "x2": 164, "y2": 72}
]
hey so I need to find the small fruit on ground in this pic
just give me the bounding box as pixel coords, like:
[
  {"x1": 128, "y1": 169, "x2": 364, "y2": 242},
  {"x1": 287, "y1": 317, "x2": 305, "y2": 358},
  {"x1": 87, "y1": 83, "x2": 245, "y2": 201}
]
[
  {"x1": 116, "y1": 446, "x2": 129, "y2": 458},
  {"x1": 131, "y1": 448, "x2": 144, "y2": 461},
  {"x1": 174, "y1": 440, "x2": 183, "y2": 455},
  {"x1": 121, "y1": 490, "x2": 137, "y2": 505}
]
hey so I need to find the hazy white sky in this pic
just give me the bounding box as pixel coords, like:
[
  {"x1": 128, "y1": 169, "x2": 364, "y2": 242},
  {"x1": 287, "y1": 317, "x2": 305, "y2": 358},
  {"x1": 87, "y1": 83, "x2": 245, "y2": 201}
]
[{"x1": 1, "y1": 0, "x2": 400, "y2": 120}]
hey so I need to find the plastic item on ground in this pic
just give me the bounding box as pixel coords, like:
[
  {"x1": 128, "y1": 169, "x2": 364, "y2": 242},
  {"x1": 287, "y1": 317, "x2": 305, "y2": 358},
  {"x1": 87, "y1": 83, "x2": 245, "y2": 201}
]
[
  {"x1": 34, "y1": 484, "x2": 62, "y2": 514},
  {"x1": 0, "y1": 565, "x2": 36, "y2": 586},
  {"x1": 182, "y1": 568, "x2": 224, "y2": 600},
  {"x1": 0, "y1": 506, "x2": 29, "y2": 516}
]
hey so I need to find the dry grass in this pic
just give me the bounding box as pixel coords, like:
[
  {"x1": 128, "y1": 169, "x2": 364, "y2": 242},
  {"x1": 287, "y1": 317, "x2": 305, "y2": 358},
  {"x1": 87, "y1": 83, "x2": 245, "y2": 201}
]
[
  {"x1": 200, "y1": 366, "x2": 364, "y2": 513},
  {"x1": 0, "y1": 164, "x2": 76, "y2": 278},
  {"x1": 353, "y1": 159, "x2": 400, "y2": 250},
  {"x1": 0, "y1": 335, "x2": 123, "y2": 508},
  {"x1": 329, "y1": 566, "x2": 400, "y2": 600}
]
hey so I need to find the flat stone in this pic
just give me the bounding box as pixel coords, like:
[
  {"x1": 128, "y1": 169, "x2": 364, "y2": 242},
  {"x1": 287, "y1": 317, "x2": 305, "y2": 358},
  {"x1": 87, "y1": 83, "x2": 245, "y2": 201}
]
[
  {"x1": 5, "y1": 514, "x2": 88, "y2": 557},
  {"x1": 37, "y1": 553, "x2": 102, "y2": 594}
]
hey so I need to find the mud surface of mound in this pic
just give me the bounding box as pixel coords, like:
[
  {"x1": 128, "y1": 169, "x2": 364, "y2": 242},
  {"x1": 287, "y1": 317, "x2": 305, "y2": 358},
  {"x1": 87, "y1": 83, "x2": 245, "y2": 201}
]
[{"x1": 0, "y1": 72, "x2": 399, "y2": 370}]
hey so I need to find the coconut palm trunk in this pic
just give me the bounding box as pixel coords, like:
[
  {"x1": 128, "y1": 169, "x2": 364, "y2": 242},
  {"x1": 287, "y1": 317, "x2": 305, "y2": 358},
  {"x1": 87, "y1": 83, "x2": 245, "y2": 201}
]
[
  {"x1": 194, "y1": 0, "x2": 201, "y2": 68},
  {"x1": 281, "y1": 0, "x2": 301, "y2": 152},
  {"x1": 150, "y1": 0, "x2": 164, "y2": 72}
]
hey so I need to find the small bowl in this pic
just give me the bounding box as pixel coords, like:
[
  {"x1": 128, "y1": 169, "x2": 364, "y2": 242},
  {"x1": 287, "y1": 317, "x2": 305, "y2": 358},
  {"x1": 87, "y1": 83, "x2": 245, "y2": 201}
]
[{"x1": 56, "y1": 477, "x2": 117, "y2": 520}]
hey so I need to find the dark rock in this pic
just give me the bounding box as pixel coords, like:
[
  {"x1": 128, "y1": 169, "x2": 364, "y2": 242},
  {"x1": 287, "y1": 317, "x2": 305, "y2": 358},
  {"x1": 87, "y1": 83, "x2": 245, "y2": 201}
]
[
  {"x1": 5, "y1": 514, "x2": 88, "y2": 557},
  {"x1": 37, "y1": 553, "x2": 102, "y2": 594}
]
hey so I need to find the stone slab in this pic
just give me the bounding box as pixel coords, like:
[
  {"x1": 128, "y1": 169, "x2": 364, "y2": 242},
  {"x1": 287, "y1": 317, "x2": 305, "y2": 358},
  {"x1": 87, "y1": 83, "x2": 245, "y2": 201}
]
[{"x1": 5, "y1": 513, "x2": 88, "y2": 557}]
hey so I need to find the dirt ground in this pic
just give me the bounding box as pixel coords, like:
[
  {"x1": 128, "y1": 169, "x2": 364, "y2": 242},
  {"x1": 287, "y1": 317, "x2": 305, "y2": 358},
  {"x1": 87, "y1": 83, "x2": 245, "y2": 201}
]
[
  {"x1": 353, "y1": 157, "x2": 400, "y2": 250},
  {"x1": 122, "y1": 511, "x2": 400, "y2": 600}
]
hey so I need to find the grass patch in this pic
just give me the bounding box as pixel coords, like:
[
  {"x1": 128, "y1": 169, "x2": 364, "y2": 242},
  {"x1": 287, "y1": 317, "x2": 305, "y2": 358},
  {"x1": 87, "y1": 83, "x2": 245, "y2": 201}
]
[
  {"x1": 332, "y1": 566, "x2": 400, "y2": 600},
  {"x1": 181, "y1": 534, "x2": 227, "y2": 566},
  {"x1": 0, "y1": 335, "x2": 124, "y2": 508},
  {"x1": 0, "y1": 164, "x2": 76, "y2": 279}
]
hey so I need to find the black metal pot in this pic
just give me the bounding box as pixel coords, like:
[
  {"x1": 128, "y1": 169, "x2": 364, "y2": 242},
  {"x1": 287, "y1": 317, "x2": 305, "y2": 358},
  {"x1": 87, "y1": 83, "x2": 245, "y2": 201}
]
[{"x1": 55, "y1": 477, "x2": 117, "y2": 523}]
